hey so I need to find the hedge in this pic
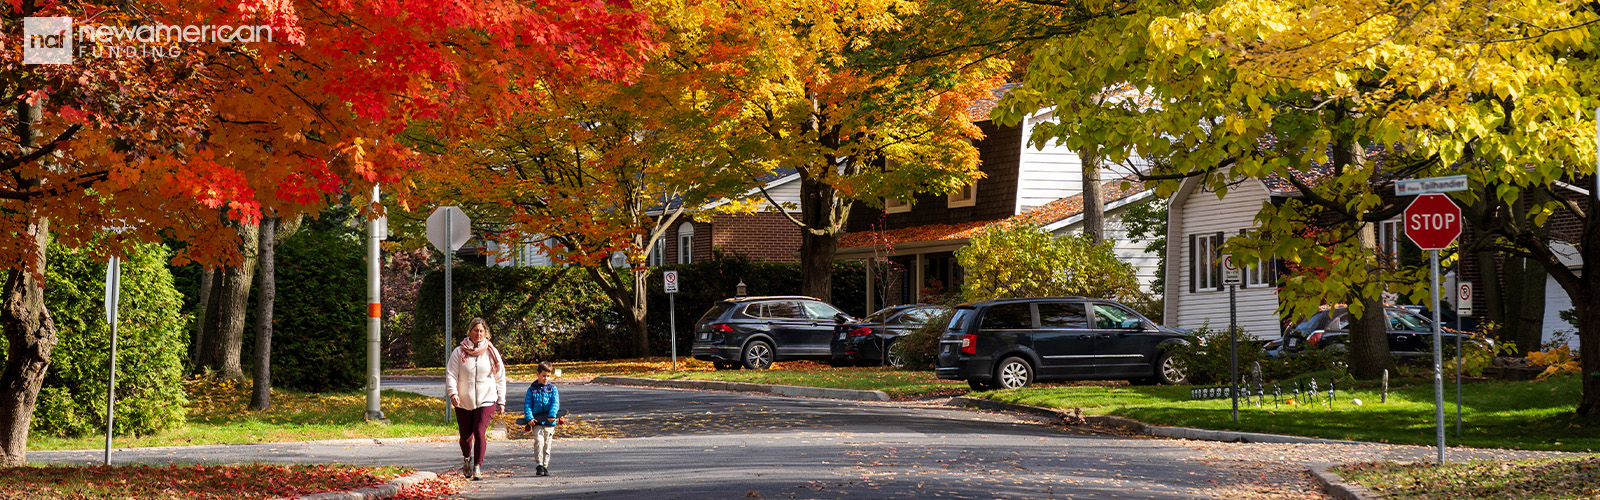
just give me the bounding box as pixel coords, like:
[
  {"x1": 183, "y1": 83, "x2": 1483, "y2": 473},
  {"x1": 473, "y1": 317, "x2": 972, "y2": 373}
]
[
  {"x1": 26, "y1": 241, "x2": 189, "y2": 437},
  {"x1": 264, "y1": 214, "x2": 367, "y2": 392}
]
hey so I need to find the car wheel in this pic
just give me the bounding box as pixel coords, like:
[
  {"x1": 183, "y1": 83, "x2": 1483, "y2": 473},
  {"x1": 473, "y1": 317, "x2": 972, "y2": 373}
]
[
  {"x1": 993, "y1": 357, "x2": 1034, "y2": 389},
  {"x1": 885, "y1": 341, "x2": 906, "y2": 368},
  {"x1": 1155, "y1": 352, "x2": 1188, "y2": 385},
  {"x1": 742, "y1": 340, "x2": 774, "y2": 370}
]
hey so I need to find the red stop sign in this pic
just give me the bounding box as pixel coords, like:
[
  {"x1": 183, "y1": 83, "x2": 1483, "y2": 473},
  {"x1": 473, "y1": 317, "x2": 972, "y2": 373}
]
[{"x1": 1403, "y1": 193, "x2": 1462, "y2": 250}]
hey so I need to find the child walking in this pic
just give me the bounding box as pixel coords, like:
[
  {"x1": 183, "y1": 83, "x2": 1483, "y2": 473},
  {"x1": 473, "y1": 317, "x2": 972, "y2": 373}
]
[{"x1": 522, "y1": 361, "x2": 561, "y2": 476}]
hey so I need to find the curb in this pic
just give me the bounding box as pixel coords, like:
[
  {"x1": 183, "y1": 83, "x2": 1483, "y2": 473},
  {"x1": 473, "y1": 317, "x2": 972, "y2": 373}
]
[
  {"x1": 271, "y1": 471, "x2": 437, "y2": 500},
  {"x1": 590, "y1": 376, "x2": 891, "y2": 401},
  {"x1": 946, "y1": 396, "x2": 1380, "y2": 500},
  {"x1": 1310, "y1": 464, "x2": 1383, "y2": 500}
]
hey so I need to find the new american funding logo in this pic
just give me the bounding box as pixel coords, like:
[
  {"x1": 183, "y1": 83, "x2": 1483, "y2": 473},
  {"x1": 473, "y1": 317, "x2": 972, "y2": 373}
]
[{"x1": 23, "y1": 16, "x2": 274, "y2": 64}]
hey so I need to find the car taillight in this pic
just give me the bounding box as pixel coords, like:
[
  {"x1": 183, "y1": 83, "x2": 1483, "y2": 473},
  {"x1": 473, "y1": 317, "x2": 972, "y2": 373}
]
[
  {"x1": 848, "y1": 327, "x2": 872, "y2": 337},
  {"x1": 713, "y1": 324, "x2": 735, "y2": 333},
  {"x1": 1307, "y1": 330, "x2": 1325, "y2": 346},
  {"x1": 960, "y1": 334, "x2": 977, "y2": 355}
]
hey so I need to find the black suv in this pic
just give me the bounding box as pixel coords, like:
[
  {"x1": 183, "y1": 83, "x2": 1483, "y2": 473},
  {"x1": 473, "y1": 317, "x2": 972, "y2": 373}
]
[
  {"x1": 831, "y1": 304, "x2": 948, "y2": 367},
  {"x1": 690, "y1": 296, "x2": 851, "y2": 370},
  {"x1": 1265, "y1": 306, "x2": 1492, "y2": 358},
  {"x1": 935, "y1": 297, "x2": 1189, "y2": 390}
]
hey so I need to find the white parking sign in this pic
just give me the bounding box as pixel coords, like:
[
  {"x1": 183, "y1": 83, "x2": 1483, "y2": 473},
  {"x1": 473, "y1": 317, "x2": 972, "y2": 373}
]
[{"x1": 664, "y1": 270, "x2": 679, "y2": 294}]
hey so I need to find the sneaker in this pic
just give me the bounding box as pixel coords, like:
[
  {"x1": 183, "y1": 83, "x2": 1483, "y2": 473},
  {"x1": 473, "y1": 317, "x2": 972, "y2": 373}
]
[
  {"x1": 536, "y1": 465, "x2": 547, "y2": 476},
  {"x1": 462, "y1": 457, "x2": 472, "y2": 478},
  {"x1": 472, "y1": 464, "x2": 482, "y2": 481}
]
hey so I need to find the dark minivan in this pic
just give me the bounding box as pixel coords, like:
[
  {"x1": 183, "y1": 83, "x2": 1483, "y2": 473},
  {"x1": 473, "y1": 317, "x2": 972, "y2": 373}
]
[
  {"x1": 935, "y1": 297, "x2": 1189, "y2": 390},
  {"x1": 690, "y1": 296, "x2": 851, "y2": 370}
]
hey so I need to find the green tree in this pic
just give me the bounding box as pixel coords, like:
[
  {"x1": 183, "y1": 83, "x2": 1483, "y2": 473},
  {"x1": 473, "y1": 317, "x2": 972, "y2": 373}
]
[{"x1": 955, "y1": 223, "x2": 1140, "y2": 302}]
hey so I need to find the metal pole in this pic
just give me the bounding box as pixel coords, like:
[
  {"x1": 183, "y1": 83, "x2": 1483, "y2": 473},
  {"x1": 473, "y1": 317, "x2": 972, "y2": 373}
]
[
  {"x1": 1455, "y1": 307, "x2": 1462, "y2": 437},
  {"x1": 669, "y1": 291, "x2": 678, "y2": 371},
  {"x1": 366, "y1": 185, "x2": 386, "y2": 421},
  {"x1": 1230, "y1": 284, "x2": 1238, "y2": 423},
  {"x1": 103, "y1": 257, "x2": 119, "y2": 466},
  {"x1": 1431, "y1": 250, "x2": 1445, "y2": 464},
  {"x1": 444, "y1": 209, "x2": 455, "y2": 424}
]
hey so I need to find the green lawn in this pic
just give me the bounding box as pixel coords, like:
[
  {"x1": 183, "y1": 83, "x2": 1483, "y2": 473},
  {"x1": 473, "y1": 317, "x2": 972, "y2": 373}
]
[
  {"x1": 1336, "y1": 456, "x2": 1600, "y2": 499},
  {"x1": 624, "y1": 361, "x2": 974, "y2": 398},
  {"x1": 29, "y1": 378, "x2": 456, "y2": 451},
  {"x1": 975, "y1": 372, "x2": 1599, "y2": 452}
]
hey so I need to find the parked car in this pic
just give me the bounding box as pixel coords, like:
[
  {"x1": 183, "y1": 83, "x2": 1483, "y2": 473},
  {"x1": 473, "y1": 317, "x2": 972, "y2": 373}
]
[
  {"x1": 690, "y1": 296, "x2": 852, "y2": 370},
  {"x1": 935, "y1": 297, "x2": 1189, "y2": 390},
  {"x1": 1264, "y1": 305, "x2": 1491, "y2": 359},
  {"x1": 831, "y1": 304, "x2": 949, "y2": 367}
]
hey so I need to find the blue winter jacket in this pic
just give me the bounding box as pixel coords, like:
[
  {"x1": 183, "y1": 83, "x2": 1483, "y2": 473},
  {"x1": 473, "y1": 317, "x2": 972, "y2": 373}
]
[{"x1": 523, "y1": 381, "x2": 560, "y2": 426}]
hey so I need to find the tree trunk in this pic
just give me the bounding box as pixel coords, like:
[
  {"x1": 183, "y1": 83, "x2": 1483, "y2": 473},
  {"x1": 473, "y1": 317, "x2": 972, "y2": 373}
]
[
  {"x1": 190, "y1": 266, "x2": 214, "y2": 369},
  {"x1": 1082, "y1": 149, "x2": 1105, "y2": 245},
  {"x1": 1575, "y1": 279, "x2": 1600, "y2": 417},
  {"x1": 796, "y1": 171, "x2": 848, "y2": 303},
  {"x1": 207, "y1": 223, "x2": 259, "y2": 380},
  {"x1": 1503, "y1": 256, "x2": 1547, "y2": 355},
  {"x1": 198, "y1": 268, "x2": 224, "y2": 372},
  {"x1": 1347, "y1": 220, "x2": 1397, "y2": 379},
  {"x1": 0, "y1": 218, "x2": 55, "y2": 467},
  {"x1": 1476, "y1": 250, "x2": 1505, "y2": 335},
  {"x1": 251, "y1": 216, "x2": 276, "y2": 411},
  {"x1": 0, "y1": 98, "x2": 52, "y2": 467},
  {"x1": 586, "y1": 265, "x2": 651, "y2": 358}
]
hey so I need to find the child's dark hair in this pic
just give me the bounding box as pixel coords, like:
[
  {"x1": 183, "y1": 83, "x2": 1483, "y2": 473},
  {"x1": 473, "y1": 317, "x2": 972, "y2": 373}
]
[{"x1": 537, "y1": 361, "x2": 555, "y2": 375}]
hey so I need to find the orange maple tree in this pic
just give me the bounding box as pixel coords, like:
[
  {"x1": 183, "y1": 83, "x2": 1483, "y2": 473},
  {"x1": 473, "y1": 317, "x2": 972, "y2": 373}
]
[{"x1": 0, "y1": 0, "x2": 651, "y2": 466}]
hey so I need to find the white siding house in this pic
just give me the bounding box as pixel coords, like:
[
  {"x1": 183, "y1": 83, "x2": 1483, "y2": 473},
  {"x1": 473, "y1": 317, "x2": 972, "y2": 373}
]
[{"x1": 1163, "y1": 171, "x2": 1282, "y2": 338}]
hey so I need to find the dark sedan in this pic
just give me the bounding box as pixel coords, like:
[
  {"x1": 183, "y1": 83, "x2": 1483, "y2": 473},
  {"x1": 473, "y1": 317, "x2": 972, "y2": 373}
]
[
  {"x1": 1265, "y1": 306, "x2": 1491, "y2": 358},
  {"x1": 830, "y1": 304, "x2": 948, "y2": 367}
]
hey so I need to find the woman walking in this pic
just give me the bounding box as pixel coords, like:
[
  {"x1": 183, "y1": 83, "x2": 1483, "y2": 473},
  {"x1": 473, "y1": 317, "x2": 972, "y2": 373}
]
[{"x1": 446, "y1": 317, "x2": 507, "y2": 480}]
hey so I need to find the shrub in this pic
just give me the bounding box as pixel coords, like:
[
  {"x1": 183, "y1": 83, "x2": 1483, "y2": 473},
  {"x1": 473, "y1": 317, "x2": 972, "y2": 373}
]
[
  {"x1": 411, "y1": 266, "x2": 619, "y2": 366},
  {"x1": 954, "y1": 224, "x2": 1141, "y2": 303},
  {"x1": 1165, "y1": 326, "x2": 1348, "y2": 384},
  {"x1": 894, "y1": 309, "x2": 954, "y2": 370},
  {"x1": 267, "y1": 215, "x2": 367, "y2": 392},
  {"x1": 29, "y1": 241, "x2": 189, "y2": 437}
]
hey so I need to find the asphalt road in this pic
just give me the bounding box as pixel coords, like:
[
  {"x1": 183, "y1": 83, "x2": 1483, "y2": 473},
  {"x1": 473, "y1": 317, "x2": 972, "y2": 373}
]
[{"x1": 30, "y1": 380, "x2": 1575, "y2": 499}]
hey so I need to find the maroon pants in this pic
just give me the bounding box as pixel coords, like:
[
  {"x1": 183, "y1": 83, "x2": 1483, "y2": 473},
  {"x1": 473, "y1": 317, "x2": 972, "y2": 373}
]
[{"x1": 455, "y1": 405, "x2": 497, "y2": 465}]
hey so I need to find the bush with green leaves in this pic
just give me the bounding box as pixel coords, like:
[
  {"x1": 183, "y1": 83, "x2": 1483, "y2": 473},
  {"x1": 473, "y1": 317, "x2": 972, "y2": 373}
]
[
  {"x1": 24, "y1": 241, "x2": 189, "y2": 437},
  {"x1": 267, "y1": 214, "x2": 367, "y2": 392},
  {"x1": 1164, "y1": 326, "x2": 1347, "y2": 385},
  {"x1": 954, "y1": 223, "x2": 1143, "y2": 303},
  {"x1": 893, "y1": 309, "x2": 954, "y2": 370},
  {"x1": 412, "y1": 266, "x2": 619, "y2": 366}
]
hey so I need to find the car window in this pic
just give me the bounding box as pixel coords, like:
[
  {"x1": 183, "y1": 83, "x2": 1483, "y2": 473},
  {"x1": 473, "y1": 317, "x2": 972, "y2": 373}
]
[
  {"x1": 1092, "y1": 304, "x2": 1143, "y2": 330},
  {"x1": 901, "y1": 308, "x2": 936, "y2": 325},
  {"x1": 1387, "y1": 309, "x2": 1432, "y2": 332},
  {"x1": 1038, "y1": 302, "x2": 1088, "y2": 329},
  {"x1": 980, "y1": 303, "x2": 1032, "y2": 330},
  {"x1": 1291, "y1": 311, "x2": 1327, "y2": 334},
  {"x1": 801, "y1": 301, "x2": 842, "y2": 320},
  {"x1": 1330, "y1": 311, "x2": 1350, "y2": 330},
  {"x1": 698, "y1": 303, "x2": 736, "y2": 324},
  {"x1": 863, "y1": 308, "x2": 897, "y2": 323},
  {"x1": 760, "y1": 301, "x2": 805, "y2": 319},
  {"x1": 947, "y1": 308, "x2": 975, "y2": 332}
]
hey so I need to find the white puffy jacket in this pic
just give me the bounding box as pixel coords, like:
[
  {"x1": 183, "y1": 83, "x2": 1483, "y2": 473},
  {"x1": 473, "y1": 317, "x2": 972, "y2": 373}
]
[{"x1": 445, "y1": 346, "x2": 507, "y2": 409}]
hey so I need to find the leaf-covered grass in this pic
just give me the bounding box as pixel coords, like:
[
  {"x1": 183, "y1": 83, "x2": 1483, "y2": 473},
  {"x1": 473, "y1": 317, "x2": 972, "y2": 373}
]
[
  {"x1": 28, "y1": 378, "x2": 456, "y2": 451},
  {"x1": 623, "y1": 360, "x2": 976, "y2": 398},
  {"x1": 974, "y1": 373, "x2": 1600, "y2": 452},
  {"x1": 388, "y1": 356, "x2": 730, "y2": 380},
  {"x1": 1336, "y1": 456, "x2": 1600, "y2": 499},
  {"x1": 0, "y1": 463, "x2": 456, "y2": 500}
]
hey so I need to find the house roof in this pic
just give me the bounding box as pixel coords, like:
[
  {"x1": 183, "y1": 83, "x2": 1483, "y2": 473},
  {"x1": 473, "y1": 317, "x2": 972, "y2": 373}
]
[
  {"x1": 838, "y1": 178, "x2": 1148, "y2": 251},
  {"x1": 966, "y1": 83, "x2": 1019, "y2": 123}
]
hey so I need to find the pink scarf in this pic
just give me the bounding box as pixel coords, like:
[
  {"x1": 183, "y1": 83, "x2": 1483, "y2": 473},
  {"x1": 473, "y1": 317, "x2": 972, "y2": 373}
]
[{"x1": 459, "y1": 338, "x2": 503, "y2": 375}]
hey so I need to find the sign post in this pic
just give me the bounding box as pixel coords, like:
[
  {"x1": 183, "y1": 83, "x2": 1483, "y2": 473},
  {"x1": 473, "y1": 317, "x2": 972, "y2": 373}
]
[
  {"x1": 1455, "y1": 282, "x2": 1472, "y2": 436},
  {"x1": 1222, "y1": 255, "x2": 1242, "y2": 423},
  {"x1": 1404, "y1": 192, "x2": 1463, "y2": 464},
  {"x1": 427, "y1": 206, "x2": 472, "y2": 423},
  {"x1": 103, "y1": 256, "x2": 121, "y2": 465},
  {"x1": 665, "y1": 270, "x2": 680, "y2": 371}
]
